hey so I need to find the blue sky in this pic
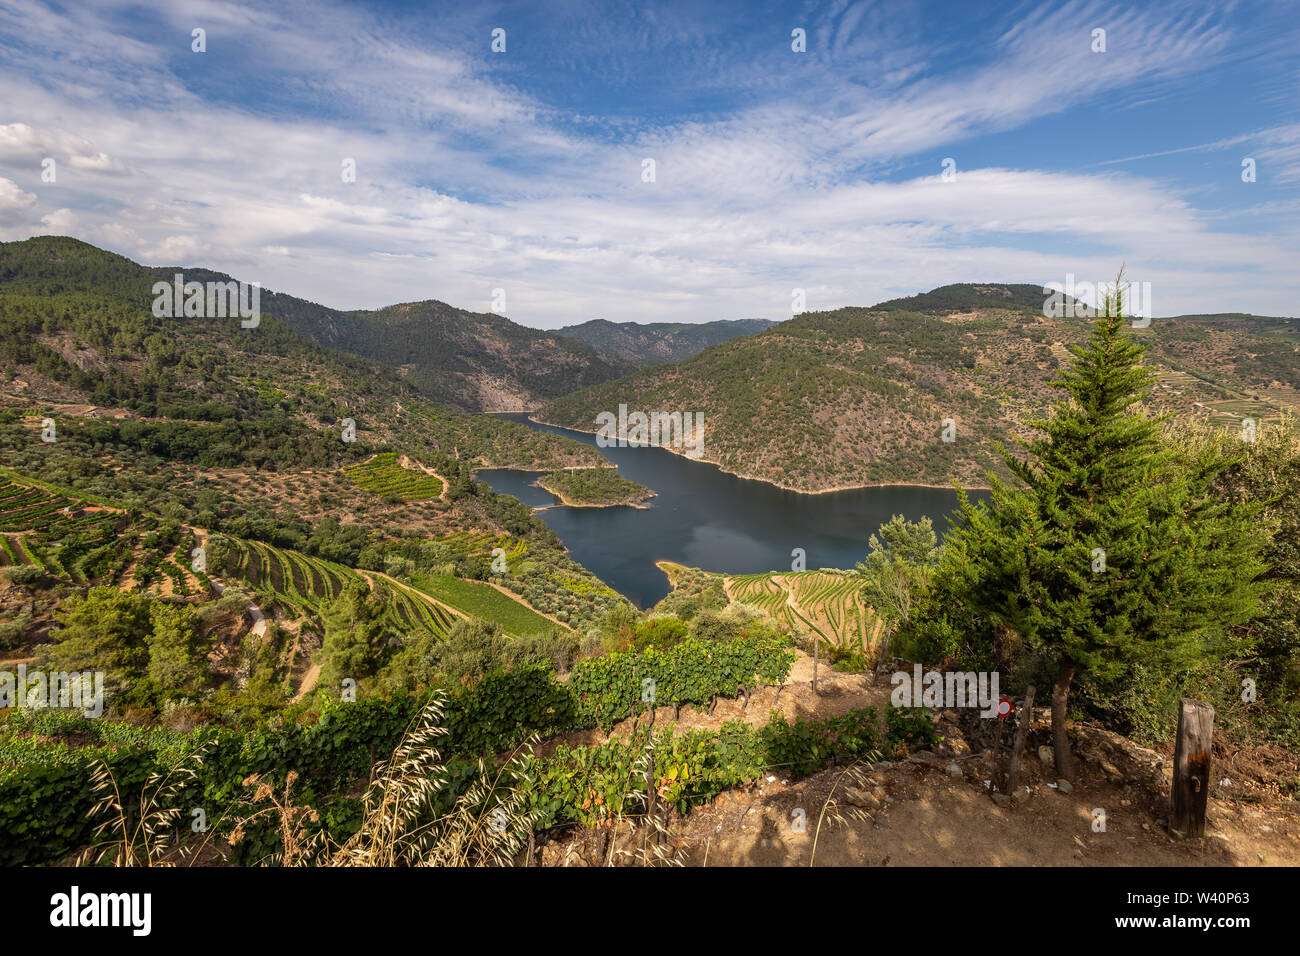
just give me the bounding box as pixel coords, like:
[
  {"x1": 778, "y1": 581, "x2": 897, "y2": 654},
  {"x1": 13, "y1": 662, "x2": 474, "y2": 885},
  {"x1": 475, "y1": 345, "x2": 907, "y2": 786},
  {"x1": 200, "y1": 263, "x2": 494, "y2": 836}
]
[{"x1": 0, "y1": 0, "x2": 1297, "y2": 325}]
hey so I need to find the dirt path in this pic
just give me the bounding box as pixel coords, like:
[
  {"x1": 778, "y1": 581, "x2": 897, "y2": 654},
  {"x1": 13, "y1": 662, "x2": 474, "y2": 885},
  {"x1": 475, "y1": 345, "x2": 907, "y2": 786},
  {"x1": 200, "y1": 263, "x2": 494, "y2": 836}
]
[
  {"x1": 667, "y1": 753, "x2": 1300, "y2": 867},
  {"x1": 293, "y1": 663, "x2": 321, "y2": 702},
  {"x1": 209, "y1": 580, "x2": 267, "y2": 639},
  {"x1": 537, "y1": 656, "x2": 1300, "y2": 867}
]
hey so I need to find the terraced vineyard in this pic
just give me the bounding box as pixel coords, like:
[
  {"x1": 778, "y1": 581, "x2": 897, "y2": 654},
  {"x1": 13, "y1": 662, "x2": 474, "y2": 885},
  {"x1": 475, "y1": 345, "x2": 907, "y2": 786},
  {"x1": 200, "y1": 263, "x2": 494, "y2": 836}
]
[
  {"x1": 343, "y1": 452, "x2": 443, "y2": 500},
  {"x1": 408, "y1": 573, "x2": 559, "y2": 637},
  {"x1": 210, "y1": 535, "x2": 459, "y2": 638},
  {"x1": 727, "y1": 570, "x2": 883, "y2": 651},
  {"x1": 0, "y1": 474, "x2": 456, "y2": 637},
  {"x1": 0, "y1": 472, "x2": 559, "y2": 646},
  {"x1": 0, "y1": 475, "x2": 205, "y2": 596}
]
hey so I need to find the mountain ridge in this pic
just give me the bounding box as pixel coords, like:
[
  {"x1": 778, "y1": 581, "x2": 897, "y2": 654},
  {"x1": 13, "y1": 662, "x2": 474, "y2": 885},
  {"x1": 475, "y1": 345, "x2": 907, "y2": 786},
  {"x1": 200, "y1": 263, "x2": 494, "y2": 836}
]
[
  {"x1": 553, "y1": 317, "x2": 779, "y2": 367},
  {"x1": 538, "y1": 286, "x2": 1300, "y2": 492}
]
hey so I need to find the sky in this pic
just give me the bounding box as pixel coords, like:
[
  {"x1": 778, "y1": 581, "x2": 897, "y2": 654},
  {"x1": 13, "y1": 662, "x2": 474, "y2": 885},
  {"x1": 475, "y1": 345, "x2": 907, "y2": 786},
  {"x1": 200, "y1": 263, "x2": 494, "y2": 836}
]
[{"x1": 0, "y1": 0, "x2": 1297, "y2": 327}]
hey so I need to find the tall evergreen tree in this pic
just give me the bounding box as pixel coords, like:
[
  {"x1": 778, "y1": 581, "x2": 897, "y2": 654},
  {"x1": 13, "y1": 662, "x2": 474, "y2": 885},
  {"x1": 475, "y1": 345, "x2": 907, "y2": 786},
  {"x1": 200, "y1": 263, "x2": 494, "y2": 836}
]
[{"x1": 953, "y1": 273, "x2": 1267, "y2": 778}]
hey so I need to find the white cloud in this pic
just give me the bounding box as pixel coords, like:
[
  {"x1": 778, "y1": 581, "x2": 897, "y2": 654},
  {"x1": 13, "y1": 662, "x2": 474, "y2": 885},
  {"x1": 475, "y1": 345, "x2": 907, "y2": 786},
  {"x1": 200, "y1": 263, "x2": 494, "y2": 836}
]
[{"x1": 0, "y1": 0, "x2": 1294, "y2": 324}]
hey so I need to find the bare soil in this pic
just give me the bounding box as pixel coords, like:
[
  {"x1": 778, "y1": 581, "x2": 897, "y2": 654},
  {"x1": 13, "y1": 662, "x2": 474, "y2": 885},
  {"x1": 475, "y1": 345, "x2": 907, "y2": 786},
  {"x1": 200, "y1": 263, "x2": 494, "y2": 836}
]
[{"x1": 538, "y1": 653, "x2": 1300, "y2": 867}]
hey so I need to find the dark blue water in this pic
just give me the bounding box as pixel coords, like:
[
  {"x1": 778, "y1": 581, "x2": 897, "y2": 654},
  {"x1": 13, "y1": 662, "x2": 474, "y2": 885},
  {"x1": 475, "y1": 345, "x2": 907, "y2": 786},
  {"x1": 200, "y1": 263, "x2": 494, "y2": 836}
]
[{"x1": 479, "y1": 414, "x2": 988, "y2": 609}]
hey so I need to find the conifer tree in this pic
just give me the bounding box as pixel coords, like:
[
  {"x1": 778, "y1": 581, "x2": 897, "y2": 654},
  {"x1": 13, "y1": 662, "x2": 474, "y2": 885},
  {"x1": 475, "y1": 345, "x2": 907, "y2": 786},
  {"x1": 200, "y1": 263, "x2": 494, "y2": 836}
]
[
  {"x1": 953, "y1": 272, "x2": 1267, "y2": 778},
  {"x1": 318, "y1": 583, "x2": 391, "y2": 696}
]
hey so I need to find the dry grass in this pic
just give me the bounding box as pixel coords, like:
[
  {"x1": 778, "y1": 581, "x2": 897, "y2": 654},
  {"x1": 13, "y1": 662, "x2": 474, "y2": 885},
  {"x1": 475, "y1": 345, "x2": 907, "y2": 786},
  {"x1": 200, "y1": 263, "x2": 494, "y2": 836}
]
[
  {"x1": 78, "y1": 743, "x2": 212, "y2": 867},
  {"x1": 75, "y1": 694, "x2": 722, "y2": 868}
]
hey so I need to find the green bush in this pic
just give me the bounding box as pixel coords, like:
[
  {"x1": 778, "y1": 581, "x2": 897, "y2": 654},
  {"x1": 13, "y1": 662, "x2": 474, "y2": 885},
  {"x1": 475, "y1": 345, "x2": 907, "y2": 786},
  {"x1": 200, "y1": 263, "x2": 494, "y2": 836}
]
[
  {"x1": 567, "y1": 634, "x2": 795, "y2": 731},
  {"x1": 632, "y1": 616, "x2": 690, "y2": 651},
  {"x1": 507, "y1": 627, "x2": 580, "y2": 673},
  {"x1": 2, "y1": 565, "x2": 45, "y2": 588}
]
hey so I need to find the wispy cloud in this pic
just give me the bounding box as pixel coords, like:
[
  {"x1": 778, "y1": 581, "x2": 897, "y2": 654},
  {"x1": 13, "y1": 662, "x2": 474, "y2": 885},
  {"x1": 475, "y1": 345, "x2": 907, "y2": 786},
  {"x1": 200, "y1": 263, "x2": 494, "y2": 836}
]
[{"x1": 0, "y1": 0, "x2": 1296, "y2": 322}]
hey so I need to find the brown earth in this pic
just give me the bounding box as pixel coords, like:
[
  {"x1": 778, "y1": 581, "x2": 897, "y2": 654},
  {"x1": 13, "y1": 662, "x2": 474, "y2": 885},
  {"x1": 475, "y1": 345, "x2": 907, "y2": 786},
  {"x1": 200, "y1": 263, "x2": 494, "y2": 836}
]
[{"x1": 537, "y1": 654, "x2": 1300, "y2": 867}]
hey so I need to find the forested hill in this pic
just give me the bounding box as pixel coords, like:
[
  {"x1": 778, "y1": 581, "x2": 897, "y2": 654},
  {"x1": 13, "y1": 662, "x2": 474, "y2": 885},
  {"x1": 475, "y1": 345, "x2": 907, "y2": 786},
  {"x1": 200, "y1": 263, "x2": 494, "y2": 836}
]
[
  {"x1": 0, "y1": 236, "x2": 633, "y2": 414},
  {"x1": 0, "y1": 235, "x2": 603, "y2": 474},
  {"x1": 871, "y1": 283, "x2": 1055, "y2": 314},
  {"x1": 538, "y1": 285, "x2": 1300, "y2": 492},
  {"x1": 554, "y1": 317, "x2": 778, "y2": 367},
  {"x1": 300, "y1": 299, "x2": 633, "y2": 412}
]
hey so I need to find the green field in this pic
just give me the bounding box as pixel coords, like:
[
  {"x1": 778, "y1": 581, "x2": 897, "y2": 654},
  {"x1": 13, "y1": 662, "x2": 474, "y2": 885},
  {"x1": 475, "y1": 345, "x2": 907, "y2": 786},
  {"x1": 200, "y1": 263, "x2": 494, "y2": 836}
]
[
  {"x1": 343, "y1": 452, "x2": 443, "y2": 500},
  {"x1": 409, "y1": 573, "x2": 558, "y2": 636}
]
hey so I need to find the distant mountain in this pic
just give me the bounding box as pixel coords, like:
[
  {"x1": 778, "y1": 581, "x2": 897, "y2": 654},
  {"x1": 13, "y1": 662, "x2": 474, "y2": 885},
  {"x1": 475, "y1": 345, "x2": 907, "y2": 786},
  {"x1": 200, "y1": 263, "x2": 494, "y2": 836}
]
[
  {"x1": 538, "y1": 284, "x2": 1300, "y2": 492},
  {"x1": 554, "y1": 318, "x2": 778, "y2": 367},
  {"x1": 287, "y1": 298, "x2": 634, "y2": 412}
]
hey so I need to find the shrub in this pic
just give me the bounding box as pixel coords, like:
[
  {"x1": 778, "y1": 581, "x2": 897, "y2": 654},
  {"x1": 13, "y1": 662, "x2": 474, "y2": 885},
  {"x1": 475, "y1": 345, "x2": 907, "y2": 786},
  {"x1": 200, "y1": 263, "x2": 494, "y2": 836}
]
[
  {"x1": 632, "y1": 616, "x2": 690, "y2": 652},
  {"x1": 3, "y1": 565, "x2": 45, "y2": 588}
]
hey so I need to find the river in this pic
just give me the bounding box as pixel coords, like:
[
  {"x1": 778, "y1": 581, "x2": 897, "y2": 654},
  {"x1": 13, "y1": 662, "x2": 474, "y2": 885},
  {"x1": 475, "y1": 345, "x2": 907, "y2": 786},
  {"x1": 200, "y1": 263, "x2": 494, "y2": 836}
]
[{"x1": 478, "y1": 413, "x2": 989, "y2": 609}]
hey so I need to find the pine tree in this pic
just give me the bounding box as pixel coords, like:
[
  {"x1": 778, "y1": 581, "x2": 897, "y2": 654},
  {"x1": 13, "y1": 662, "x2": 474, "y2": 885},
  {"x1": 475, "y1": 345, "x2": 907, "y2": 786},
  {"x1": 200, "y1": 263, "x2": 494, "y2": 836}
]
[
  {"x1": 954, "y1": 272, "x2": 1267, "y2": 778},
  {"x1": 146, "y1": 600, "x2": 210, "y2": 696},
  {"x1": 318, "y1": 584, "x2": 391, "y2": 696}
]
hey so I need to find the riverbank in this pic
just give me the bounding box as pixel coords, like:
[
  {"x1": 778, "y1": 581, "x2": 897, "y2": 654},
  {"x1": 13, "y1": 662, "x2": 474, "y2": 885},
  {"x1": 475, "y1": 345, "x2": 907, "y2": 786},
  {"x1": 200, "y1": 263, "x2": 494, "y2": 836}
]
[{"x1": 523, "y1": 413, "x2": 995, "y2": 494}]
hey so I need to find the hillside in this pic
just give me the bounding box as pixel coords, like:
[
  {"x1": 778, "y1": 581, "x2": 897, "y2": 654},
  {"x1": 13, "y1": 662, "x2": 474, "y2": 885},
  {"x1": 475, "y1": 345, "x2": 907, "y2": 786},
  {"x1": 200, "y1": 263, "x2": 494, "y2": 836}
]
[
  {"x1": 538, "y1": 286, "x2": 1300, "y2": 491},
  {"x1": 0, "y1": 236, "x2": 607, "y2": 472},
  {"x1": 308, "y1": 299, "x2": 633, "y2": 412},
  {"x1": 0, "y1": 235, "x2": 632, "y2": 414},
  {"x1": 0, "y1": 236, "x2": 636, "y2": 676},
  {"x1": 554, "y1": 317, "x2": 778, "y2": 367}
]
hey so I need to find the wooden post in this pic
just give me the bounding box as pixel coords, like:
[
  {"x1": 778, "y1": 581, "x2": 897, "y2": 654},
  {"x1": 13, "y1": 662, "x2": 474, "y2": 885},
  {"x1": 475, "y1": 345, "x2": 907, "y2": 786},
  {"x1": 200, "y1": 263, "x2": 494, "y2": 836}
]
[
  {"x1": 644, "y1": 740, "x2": 656, "y2": 819},
  {"x1": 990, "y1": 713, "x2": 1006, "y2": 794},
  {"x1": 1171, "y1": 699, "x2": 1214, "y2": 837},
  {"x1": 1005, "y1": 686, "x2": 1035, "y2": 800}
]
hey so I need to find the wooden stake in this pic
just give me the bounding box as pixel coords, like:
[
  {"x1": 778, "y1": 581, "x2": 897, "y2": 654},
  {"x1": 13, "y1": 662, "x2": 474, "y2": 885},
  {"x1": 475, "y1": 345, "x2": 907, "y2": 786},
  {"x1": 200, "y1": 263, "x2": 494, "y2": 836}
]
[
  {"x1": 1171, "y1": 698, "x2": 1214, "y2": 837},
  {"x1": 1006, "y1": 686, "x2": 1035, "y2": 800},
  {"x1": 990, "y1": 727, "x2": 1005, "y2": 793}
]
